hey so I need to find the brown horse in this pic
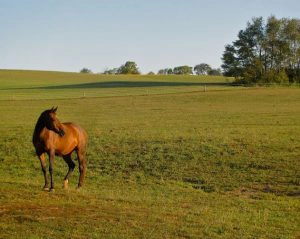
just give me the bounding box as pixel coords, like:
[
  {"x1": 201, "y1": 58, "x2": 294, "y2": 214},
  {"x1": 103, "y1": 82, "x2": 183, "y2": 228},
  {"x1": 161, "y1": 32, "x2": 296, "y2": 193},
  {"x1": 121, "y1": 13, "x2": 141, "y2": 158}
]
[{"x1": 32, "y1": 107, "x2": 88, "y2": 191}]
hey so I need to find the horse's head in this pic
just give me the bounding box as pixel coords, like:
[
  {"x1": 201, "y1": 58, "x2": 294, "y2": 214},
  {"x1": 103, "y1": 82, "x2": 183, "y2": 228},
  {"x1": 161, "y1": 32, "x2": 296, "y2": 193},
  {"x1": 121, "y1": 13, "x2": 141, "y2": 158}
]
[{"x1": 43, "y1": 107, "x2": 65, "y2": 137}]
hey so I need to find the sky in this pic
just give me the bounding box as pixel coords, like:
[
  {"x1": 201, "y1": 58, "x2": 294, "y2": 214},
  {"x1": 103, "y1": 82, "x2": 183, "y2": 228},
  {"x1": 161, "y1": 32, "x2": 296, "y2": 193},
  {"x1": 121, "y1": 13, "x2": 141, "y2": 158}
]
[{"x1": 0, "y1": 0, "x2": 299, "y2": 74}]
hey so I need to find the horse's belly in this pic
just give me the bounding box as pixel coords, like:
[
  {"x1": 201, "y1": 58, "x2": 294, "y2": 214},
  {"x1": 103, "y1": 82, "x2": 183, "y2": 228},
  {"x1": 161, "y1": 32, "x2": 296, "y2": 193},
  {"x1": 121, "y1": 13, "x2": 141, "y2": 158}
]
[{"x1": 55, "y1": 144, "x2": 76, "y2": 156}]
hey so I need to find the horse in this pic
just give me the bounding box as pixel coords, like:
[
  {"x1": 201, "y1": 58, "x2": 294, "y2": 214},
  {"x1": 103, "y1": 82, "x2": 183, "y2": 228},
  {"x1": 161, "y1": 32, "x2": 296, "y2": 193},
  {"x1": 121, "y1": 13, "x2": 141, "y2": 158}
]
[{"x1": 32, "y1": 107, "x2": 88, "y2": 191}]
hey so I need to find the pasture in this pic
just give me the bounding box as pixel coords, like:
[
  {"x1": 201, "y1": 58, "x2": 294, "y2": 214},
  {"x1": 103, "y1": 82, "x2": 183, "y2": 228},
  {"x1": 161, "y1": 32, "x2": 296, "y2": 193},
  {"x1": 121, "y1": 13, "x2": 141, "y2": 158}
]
[{"x1": 0, "y1": 70, "x2": 299, "y2": 238}]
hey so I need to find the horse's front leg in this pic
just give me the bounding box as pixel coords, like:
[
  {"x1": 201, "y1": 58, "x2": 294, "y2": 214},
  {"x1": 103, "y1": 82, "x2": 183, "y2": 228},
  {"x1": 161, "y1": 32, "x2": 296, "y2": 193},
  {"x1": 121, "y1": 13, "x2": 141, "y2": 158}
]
[
  {"x1": 38, "y1": 153, "x2": 49, "y2": 191},
  {"x1": 48, "y1": 150, "x2": 55, "y2": 192}
]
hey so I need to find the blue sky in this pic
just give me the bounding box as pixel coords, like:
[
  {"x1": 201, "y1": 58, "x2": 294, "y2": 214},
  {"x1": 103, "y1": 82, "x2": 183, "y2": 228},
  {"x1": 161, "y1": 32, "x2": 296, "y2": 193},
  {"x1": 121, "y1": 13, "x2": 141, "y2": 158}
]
[{"x1": 0, "y1": 0, "x2": 299, "y2": 73}]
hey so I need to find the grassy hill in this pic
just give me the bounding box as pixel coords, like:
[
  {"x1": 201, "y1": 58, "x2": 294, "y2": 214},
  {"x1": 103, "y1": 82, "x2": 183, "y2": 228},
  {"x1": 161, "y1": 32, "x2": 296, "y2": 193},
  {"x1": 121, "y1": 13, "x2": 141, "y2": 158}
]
[
  {"x1": 0, "y1": 70, "x2": 299, "y2": 238},
  {"x1": 0, "y1": 69, "x2": 233, "y2": 100}
]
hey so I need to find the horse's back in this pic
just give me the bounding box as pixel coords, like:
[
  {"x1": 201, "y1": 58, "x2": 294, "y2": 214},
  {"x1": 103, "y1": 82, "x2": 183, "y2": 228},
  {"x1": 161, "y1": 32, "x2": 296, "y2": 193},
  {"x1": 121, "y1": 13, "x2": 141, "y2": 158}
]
[{"x1": 63, "y1": 122, "x2": 88, "y2": 146}]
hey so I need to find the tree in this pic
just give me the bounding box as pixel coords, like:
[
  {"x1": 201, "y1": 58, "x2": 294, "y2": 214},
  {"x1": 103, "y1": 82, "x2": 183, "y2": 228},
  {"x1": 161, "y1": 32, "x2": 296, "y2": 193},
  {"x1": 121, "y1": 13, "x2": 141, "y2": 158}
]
[
  {"x1": 221, "y1": 44, "x2": 241, "y2": 77},
  {"x1": 221, "y1": 16, "x2": 300, "y2": 84},
  {"x1": 118, "y1": 61, "x2": 140, "y2": 74},
  {"x1": 282, "y1": 18, "x2": 300, "y2": 82},
  {"x1": 265, "y1": 16, "x2": 282, "y2": 71},
  {"x1": 194, "y1": 63, "x2": 212, "y2": 75},
  {"x1": 208, "y1": 68, "x2": 222, "y2": 76},
  {"x1": 167, "y1": 68, "x2": 173, "y2": 75},
  {"x1": 157, "y1": 68, "x2": 173, "y2": 75},
  {"x1": 103, "y1": 68, "x2": 119, "y2": 74},
  {"x1": 173, "y1": 65, "x2": 193, "y2": 75},
  {"x1": 80, "y1": 68, "x2": 92, "y2": 74},
  {"x1": 158, "y1": 69, "x2": 165, "y2": 75}
]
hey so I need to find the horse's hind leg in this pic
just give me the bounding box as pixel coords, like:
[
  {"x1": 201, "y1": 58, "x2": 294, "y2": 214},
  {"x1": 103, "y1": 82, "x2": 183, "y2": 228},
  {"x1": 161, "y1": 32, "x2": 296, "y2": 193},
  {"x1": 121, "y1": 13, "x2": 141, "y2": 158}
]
[
  {"x1": 62, "y1": 154, "x2": 75, "y2": 189},
  {"x1": 76, "y1": 148, "x2": 87, "y2": 189}
]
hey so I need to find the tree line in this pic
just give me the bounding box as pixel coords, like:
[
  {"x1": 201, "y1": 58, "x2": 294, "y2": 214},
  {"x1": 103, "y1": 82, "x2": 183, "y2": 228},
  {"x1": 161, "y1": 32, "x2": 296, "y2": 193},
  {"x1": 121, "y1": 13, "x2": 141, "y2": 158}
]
[
  {"x1": 158, "y1": 64, "x2": 221, "y2": 76},
  {"x1": 80, "y1": 61, "x2": 140, "y2": 75},
  {"x1": 80, "y1": 15, "x2": 299, "y2": 83},
  {"x1": 222, "y1": 16, "x2": 300, "y2": 84},
  {"x1": 80, "y1": 62, "x2": 221, "y2": 76}
]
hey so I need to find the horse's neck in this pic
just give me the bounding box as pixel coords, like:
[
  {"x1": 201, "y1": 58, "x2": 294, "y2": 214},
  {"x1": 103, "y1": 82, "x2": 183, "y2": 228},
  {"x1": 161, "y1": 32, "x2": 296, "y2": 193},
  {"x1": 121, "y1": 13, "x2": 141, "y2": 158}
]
[{"x1": 32, "y1": 118, "x2": 46, "y2": 142}]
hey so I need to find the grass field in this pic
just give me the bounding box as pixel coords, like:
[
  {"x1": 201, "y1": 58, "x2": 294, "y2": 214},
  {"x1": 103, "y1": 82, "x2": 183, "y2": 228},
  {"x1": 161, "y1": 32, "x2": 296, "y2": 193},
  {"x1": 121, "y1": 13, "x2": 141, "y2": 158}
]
[{"x1": 0, "y1": 70, "x2": 299, "y2": 238}]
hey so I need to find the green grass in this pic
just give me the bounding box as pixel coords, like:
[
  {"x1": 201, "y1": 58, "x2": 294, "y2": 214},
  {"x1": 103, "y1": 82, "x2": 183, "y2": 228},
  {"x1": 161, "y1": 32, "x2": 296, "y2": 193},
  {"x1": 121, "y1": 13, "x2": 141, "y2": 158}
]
[{"x1": 0, "y1": 70, "x2": 299, "y2": 238}]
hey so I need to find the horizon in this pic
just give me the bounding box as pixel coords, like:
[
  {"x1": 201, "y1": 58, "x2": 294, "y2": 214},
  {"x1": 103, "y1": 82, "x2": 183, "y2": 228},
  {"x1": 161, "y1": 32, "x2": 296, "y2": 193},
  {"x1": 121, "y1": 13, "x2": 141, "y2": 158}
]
[{"x1": 1, "y1": 0, "x2": 299, "y2": 74}]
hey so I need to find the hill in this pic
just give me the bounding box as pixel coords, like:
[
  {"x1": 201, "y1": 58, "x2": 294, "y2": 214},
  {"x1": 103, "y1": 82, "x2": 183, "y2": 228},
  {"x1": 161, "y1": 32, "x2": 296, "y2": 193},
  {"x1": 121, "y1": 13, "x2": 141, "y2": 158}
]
[{"x1": 0, "y1": 69, "x2": 232, "y2": 100}]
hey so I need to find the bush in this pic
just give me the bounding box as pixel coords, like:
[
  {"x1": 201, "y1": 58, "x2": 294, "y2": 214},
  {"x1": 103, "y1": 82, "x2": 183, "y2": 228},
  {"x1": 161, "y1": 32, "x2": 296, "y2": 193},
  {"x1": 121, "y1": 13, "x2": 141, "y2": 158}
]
[
  {"x1": 260, "y1": 70, "x2": 289, "y2": 84},
  {"x1": 275, "y1": 70, "x2": 289, "y2": 84}
]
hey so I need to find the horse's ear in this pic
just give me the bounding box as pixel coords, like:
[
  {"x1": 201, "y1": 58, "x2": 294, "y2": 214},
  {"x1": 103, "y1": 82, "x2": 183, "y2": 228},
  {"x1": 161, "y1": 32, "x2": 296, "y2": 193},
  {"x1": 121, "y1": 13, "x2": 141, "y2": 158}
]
[{"x1": 53, "y1": 106, "x2": 58, "y2": 112}]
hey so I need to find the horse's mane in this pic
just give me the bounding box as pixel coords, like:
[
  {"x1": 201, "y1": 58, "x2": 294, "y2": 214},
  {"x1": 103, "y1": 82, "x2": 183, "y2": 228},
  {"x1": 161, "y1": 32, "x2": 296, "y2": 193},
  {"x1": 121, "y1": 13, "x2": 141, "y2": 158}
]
[{"x1": 32, "y1": 110, "x2": 49, "y2": 144}]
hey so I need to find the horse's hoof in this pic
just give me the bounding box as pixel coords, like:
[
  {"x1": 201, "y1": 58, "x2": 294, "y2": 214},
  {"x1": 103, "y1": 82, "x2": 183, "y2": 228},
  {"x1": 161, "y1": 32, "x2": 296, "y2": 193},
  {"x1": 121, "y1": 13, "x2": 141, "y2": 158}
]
[
  {"x1": 43, "y1": 187, "x2": 49, "y2": 191},
  {"x1": 63, "y1": 180, "x2": 69, "y2": 189},
  {"x1": 49, "y1": 188, "x2": 55, "y2": 192}
]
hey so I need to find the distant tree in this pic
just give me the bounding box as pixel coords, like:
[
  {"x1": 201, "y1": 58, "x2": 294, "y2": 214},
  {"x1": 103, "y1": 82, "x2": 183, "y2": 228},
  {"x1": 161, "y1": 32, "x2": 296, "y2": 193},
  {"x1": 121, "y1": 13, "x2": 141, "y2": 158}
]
[
  {"x1": 194, "y1": 63, "x2": 212, "y2": 75},
  {"x1": 80, "y1": 68, "x2": 92, "y2": 74},
  {"x1": 167, "y1": 68, "x2": 173, "y2": 75},
  {"x1": 157, "y1": 68, "x2": 173, "y2": 75},
  {"x1": 147, "y1": 71, "x2": 155, "y2": 75},
  {"x1": 157, "y1": 69, "x2": 165, "y2": 75},
  {"x1": 208, "y1": 68, "x2": 222, "y2": 76},
  {"x1": 103, "y1": 68, "x2": 119, "y2": 74},
  {"x1": 173, "y1": 65, "x2": 193, "y2": 75},
  {"x1": 118, "y1": 61, "x2": 140, "y2": 74}
]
